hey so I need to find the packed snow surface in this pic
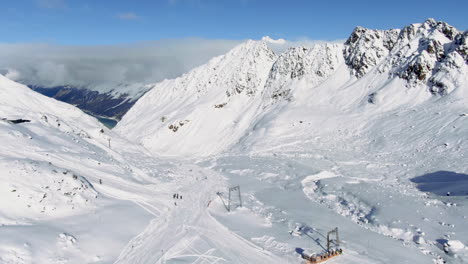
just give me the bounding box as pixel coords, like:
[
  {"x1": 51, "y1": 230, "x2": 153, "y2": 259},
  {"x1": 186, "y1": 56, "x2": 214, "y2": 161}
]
[{"x1": 2, "y1": 19, "x2": 468, "y2": 264}]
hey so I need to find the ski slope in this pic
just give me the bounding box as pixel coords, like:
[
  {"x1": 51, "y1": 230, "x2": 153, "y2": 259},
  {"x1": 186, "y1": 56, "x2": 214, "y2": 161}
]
[
  {"x1": 0, "y1": 72, "x2": 441, "y2": 264},
  {"x1": 114, "y1": 164, "x2": 280, "y2": 264},
  {"x1": 2, "y1": 18, "x2": 468, "y2": 264},
  {"x1": 114, "y1": 19, "x2": 468, "y2": 264}
]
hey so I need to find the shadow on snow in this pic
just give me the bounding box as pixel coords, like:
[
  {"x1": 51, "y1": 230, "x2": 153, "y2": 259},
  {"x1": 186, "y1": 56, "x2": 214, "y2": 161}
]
[{"x1": 411, "y1": 171, "x2": 468, "y2": 197}]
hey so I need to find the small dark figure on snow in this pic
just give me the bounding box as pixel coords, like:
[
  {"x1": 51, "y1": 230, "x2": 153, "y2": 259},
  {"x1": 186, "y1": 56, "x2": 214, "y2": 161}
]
[{"x1": 99, "y1": 179, "x2": 102, "y2": 184}]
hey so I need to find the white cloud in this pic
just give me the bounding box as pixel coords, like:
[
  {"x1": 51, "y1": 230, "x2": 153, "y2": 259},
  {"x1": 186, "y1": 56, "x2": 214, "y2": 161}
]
[
  {"x1": 261, "y1": 36, "x2": 286, "y2": 45},
  {"x1": 0, "y1": 37, "x2": 340, "y2": 95},
  {"x1": 4, "y1": 69, "x2": 20, "y2": 80},
  {"x1": 0, "y1": 39, "x2": 242, "y2": 94},
  {"x1": 116, "y1": 12, "x2": 141, "y2": 20}
]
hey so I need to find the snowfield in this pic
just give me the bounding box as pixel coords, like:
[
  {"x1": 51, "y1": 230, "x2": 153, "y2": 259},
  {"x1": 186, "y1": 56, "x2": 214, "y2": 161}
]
[{"x1": 2, "y1": 19, "x2": 468, "y2": 264}]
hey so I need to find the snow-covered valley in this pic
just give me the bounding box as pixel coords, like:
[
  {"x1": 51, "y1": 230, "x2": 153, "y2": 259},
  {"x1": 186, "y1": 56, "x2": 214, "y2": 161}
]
[{"x1": 1, "y1": 18, "x2": 468, "y2": 264}]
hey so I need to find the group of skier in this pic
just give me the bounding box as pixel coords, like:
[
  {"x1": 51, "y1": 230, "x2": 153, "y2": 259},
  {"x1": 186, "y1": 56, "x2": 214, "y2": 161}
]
[{"x1": 173, "y1": 193, "x2": 182, "y2": 206}]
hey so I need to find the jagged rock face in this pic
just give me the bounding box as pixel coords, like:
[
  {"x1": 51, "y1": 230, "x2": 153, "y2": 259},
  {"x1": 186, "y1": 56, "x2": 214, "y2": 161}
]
[
  {"x1": 454, "y1": 31, "x2": 468, "y2": 63},
  {"x1": 428, "y1": 32, "x2": 467, "y2": 95},
  {"x1": 385, "y1": 19, "x2": 466, "y2": 94},
  {"x1": 345, "y1": 19, "x2": 467, "y2": 96},
  {"x1": 265, "y1": 44, "x2": 343, "y2": 100},
  {"x1": 343, "y1": 26, "x2": 400, "y2": 78}
]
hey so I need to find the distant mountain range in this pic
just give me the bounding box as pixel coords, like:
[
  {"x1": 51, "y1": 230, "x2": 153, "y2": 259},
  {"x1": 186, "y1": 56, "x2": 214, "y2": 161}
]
[{"x1": 30, "y1": 86, "x2": 138, "y2": 119}]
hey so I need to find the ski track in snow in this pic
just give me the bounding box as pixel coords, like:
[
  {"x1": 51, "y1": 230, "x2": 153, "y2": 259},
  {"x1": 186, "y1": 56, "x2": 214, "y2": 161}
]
[{"x1": 114, "y1": 164, "x2": 282, "y2": 264}]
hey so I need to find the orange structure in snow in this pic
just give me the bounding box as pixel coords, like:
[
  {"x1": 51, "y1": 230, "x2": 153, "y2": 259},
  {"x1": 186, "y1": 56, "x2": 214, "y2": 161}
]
[
  {"x1": 303, "y1": 249, "x2": 343, "y2": 263},
  {"x1": 301, "y1": 227, "x2": 343, "y2": 263}
]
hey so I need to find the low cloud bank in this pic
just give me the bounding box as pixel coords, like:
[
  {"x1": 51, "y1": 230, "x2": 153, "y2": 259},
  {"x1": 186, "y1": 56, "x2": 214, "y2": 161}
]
[
  {"x1": 0, "y1": 39, "x2": 241, "y2": 95},
  {"x1": 0, "y1": 37, "x2": 338, "y2": 96}
]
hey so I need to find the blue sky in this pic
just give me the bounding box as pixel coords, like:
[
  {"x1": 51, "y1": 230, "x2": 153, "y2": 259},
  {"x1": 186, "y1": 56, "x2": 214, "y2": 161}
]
[{"x1": 2, "y1": 0, "x2": 467, "y2": 45}]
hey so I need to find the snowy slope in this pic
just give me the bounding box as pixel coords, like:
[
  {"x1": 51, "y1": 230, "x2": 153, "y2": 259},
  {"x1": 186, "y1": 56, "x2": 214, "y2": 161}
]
[
  {"x1": 116, "y1": 41, "x2": 345, "y2": 157},
  {"x1": 0, "y1": 75, "x2": 307, "y2": 264},
  {"x1": 118, "y1": 18, "x2": 467, "y2": 158},
  {"x1": 231, "y1": 73, "x2": 468, "y2": 263},
  {"x1": 264, "y1": 43, "x2": 343, "y2": 101},
  {"x1": 2, "y1": 18, "x2": 467, "y2": 264},
  {"x1": 116, "y1": 40, "x2": 278, "y2": 156},
  {"x1": 115, "y1": 19, "x2": 468, "y2": 264},
  {"x1": 0, "y1": 74, "x2": 161, "y2": 263},
  {"x1": 228, "y1": 20, "x2": 468, "y2": 264}
]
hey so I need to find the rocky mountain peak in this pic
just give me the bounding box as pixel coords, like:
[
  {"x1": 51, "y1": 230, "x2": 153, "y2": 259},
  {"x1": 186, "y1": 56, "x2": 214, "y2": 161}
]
[
  {"x1": 343, "y1": 26, "x2": 400, "y2": 78},
  {"x1": 454, "y1": 31, "x2": 468, "y2": 62},
  {"x1": 384, "y1": 20, "x2": 466, "y2": 94},
  {"x1": 153, "y1": 39, "x2": 277, "y2": 99},
  {"x1": 209, "y1": 39, "x2": 277, "y2": 97},
  {"x1": 344, "y1": 19, "x2": 466, "y2": 96},
  {"x1": 228, "y1": 39, "x2": 276, "y2": 59},
  {"x1": 423, "y1": 18, "x2": 459, "y2": 40}
]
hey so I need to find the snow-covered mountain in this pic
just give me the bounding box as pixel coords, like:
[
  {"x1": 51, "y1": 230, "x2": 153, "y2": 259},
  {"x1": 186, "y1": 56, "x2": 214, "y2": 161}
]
[
  {"x1": 117, "y1": 19, "x2": 467, "y2": 157},
  {"x1": 0, "y1": 75, "x2": 164, "y2": 263},
  {"x1": 265, "y1": 43, "x2": 343, "y2": 100},
  {"x1": 2, "y1": 18, "x2": 468, "y2": 264},
  {"x1": 115, "y1": 40, "x2": 346, "y2": 156},
  {"x1": 343, "y1": 25, "x2": 400, "y2": 78},
  {"x1": 29, "y1": 84, "x2": 149, "y2": 122},
  {"x1": 116, "y1": 40, "x2": 279, "y2": 156},
  {"x1": 0, "y1": 74, "x2": 306, "y2": 264},
  {"x1": 114, "y1": 19, "x2": 468, "y2": 263},
  {"x1": 345, "y1": 18, "x2": 467, "y2": 95}
]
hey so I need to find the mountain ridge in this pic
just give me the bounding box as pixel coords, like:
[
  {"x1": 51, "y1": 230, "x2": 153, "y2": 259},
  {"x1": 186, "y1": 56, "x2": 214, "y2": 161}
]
[
  {"x1": 1, "y1": 18, "x2": 468, "y2": 264},
  {"x1": 117, "y1": 18, "x2": 467, "y2": 157}
]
